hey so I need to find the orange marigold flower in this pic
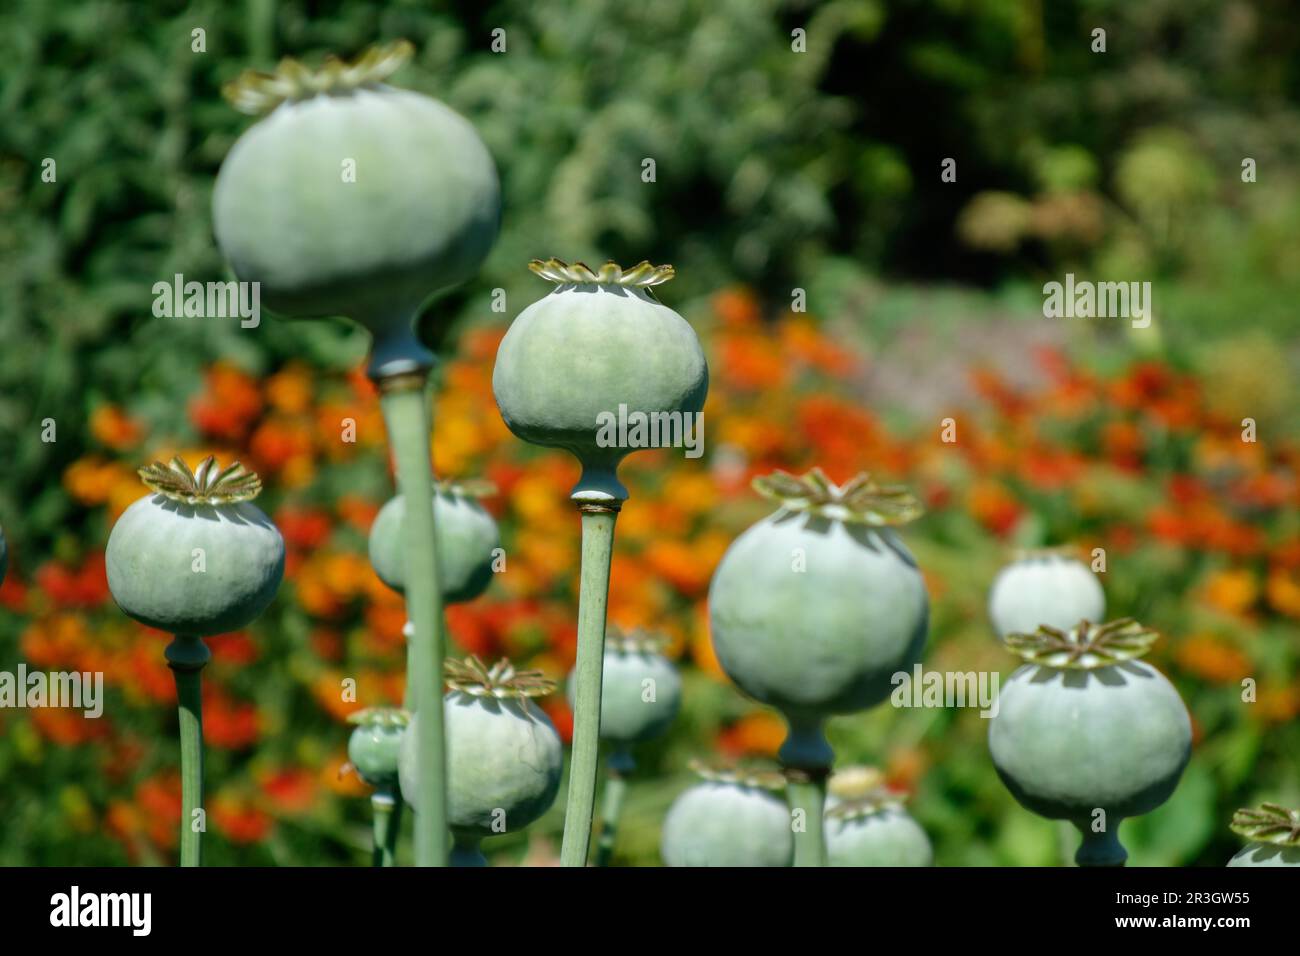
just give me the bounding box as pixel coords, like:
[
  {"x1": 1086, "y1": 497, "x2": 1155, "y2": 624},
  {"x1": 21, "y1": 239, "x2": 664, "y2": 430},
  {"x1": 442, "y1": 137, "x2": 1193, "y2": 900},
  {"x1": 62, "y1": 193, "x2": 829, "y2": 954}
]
[
  {"x1": 274, "y1": 506, "x2": 332, "y2": 550},
  {"x1": 336, "y1": 494, "x2": 380, "y2": 533},
  {"x1": 1175, "y1": 635, "x2": 1251, "y2": 684},
  {"x1": 713, "y1": 287, "x2": 761, "y2": 328},
  {"x1": 211, "y1": 791, "x2": 273, "y2": 844},
  {"x1": 201, "y1": 686, "x2": 260, "y2": 750},
  {"x1": 29, "y1": 707, "x2": 112, "y2": 746},
  {"x1": 89, "y1": 405, "x2": 144, "y2": 451},
  {"x1": 265, "y1": 362, "x2": 314, "y2": 414},
  {"x1": 1198, "y1": 569, "x2": 1258, "y2": 617},
  {"x1": 719, "y1": 332, "x2": 788, "y2": 391},
  {"x1": 717, "y1": 712, "x2": 786, "y2": 759},
  {"x1": 189, "y1": 362, "x2": 262, "y2": 440},
  {"x1": 1265, "y1": 569, "x2": 1300, "y2": 619},
  {"x1": 258, "y1": 767, "x2": 318, "y2": 815},
  {"x1": 967, "y1": 480, "x2": 1022, "y2": 537}
]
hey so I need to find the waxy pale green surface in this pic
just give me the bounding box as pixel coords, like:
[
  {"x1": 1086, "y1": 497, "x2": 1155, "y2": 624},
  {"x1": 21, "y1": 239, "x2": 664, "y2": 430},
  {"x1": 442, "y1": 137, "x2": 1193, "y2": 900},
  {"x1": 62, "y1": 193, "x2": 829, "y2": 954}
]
[
  {"x1": 661, "y1": 781, "x2": 793, "y2": 867},
  {"x1": 398, "y1": 692, "x2": 563, "y2": 837},
  {"x1": 213, "y1": 87, "x2": 500, "y2": 334},
  {"x1": 1228, "y1": 843, "x2": 1300, "y2": 866},
  {"x1": 824, "y1": 802, "x2": 933, "y2": 867},
  {"x1": 989, "y1": 660, "x2": 1191, "y2": 826},
  {"x1": 106, "y1": 495, "x2": 284, "y2": 636},
  {"x1": 567, "y1": 648, "x2": 682, "y2": 745},
  {"x1": 368, "y1": 491, "x2": 499, "y2": 603},
  {"x1": 348, "y1": 722, "x2": 405, "y2": 789},
  {"x1": 988, "y1": 555, "x2": 1105, "y2": 639},
  {"x1": 493, "y1": 284, "x2": 707, "y2": 500},
  {"x1": 709, "y1": 511, "x2": 929, "y2": 723}
]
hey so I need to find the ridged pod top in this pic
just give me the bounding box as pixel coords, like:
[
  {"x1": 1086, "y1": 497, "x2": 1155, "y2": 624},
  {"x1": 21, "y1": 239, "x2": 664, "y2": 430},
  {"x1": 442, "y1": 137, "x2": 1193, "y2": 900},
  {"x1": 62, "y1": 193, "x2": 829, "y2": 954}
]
[
  {"x1": 444, "y1": 655, "x2": 555, "y2": 699},
  {"x1": 223, "y1": 39, "x2": 415, "y2": 115},
  {"x1": 826, "y1": 766, "x2": 908, "y2": 820},
  {"x1": 139, "y1": 456, "x2": 262, "y2": 505},
  {"x1": 347, "y1": 706, "x2": 409, "y2": 728},
  {"x1": 434, "y1": 476, "x2": 497, "y2": 498},
  {"x1": 605, "y1": 625, "x2": 671, "y2": 655},
  {"x1": 753, "y1": 468, "x2": 923, "y2": 526},
  {"x1": 687, "y1": 759, "x2": 787, "y2": 792},
  {"x1": 1003, "y1": 617, "x2": 1159, "y2": 669},
  {"x1": 1231, "y1": 804, "x2": 1300, "y2": 847},
  {"x1": 529, "y1": 257, "x2": 675, "y2": 288}
]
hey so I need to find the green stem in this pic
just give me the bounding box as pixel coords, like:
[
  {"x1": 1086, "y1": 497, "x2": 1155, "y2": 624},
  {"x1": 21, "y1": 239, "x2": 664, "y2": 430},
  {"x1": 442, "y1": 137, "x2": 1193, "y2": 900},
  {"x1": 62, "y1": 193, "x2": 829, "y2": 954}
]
[
  {"x1": 165, "y1": 634, "x2": 210, "y2": 868},
  {"x1": 379, "y1": 374, "x2": 448, "y2": 867},
  {"x1": 594, "y1": 753, "x2": 631, "y2": 867},
  {"x1": 402, "y1": 618, "x2": 415, "y2": 711},
  {"x1": 1075, "y1": 822, "x2": 1127, "y2": 867},
  {"x1": 786, "y1": 772, "x2": 828, "y2": 867},
  {"x1": 246, "y1": 0, "x2": 276, "y2": 65},
  {"x1": 450, "y1": 831, "x2": 487, "y2": 867},
  {"x1": 371, "y1": 790, "x2": 402, "y2": 867},
  {"x1": 559, "y1": 506, "x2": 619, "y2": 867}
]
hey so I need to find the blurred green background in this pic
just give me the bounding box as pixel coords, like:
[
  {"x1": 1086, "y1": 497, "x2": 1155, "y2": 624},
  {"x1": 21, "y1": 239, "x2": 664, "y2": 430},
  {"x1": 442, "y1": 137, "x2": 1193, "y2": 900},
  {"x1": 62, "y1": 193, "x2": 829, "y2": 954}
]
[{"x1": 0, "y1": 0, "x2": 1297, "y2": 866}]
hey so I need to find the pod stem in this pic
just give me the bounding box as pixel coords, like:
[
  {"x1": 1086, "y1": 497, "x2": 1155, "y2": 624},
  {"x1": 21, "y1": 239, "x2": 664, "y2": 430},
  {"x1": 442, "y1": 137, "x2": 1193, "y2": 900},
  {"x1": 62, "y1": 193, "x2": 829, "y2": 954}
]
[
  {"x1": 371, "y1": 789, "x2": 402, "y2": 867},
  {"x1": 786, "y1": 771, "x2": 829, "y2": 867},
  {"x1": 1075, "y1": 823, "x2": 1127, "y2": 867},
  {"x1": 560, "y1": 505, "x2": 619, "y2": 867},
  {"x1": 378, "y1": 373, "x2": 449, "y2": 867},
  {"x1": 165, "y1": 634, "x2": 210, "y2": 868},
  {"x1": 450, "y1": 831, "x2": 487, "y2": 867},
  {"x1": 594, "y1": 750, "x2": 634, "y2": 867},
  {"x1": 780, "y1": 718, "x2": 832, "y2": 867}
]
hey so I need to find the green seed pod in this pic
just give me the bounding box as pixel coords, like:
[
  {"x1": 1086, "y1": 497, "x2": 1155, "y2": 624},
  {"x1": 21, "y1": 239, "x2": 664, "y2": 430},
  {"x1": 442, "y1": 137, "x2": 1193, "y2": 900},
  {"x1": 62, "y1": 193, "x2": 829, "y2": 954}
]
[
  {"x1": 988, "y1": 619, "x2": 1191, "y2": 866},
  {"x1": 492, "y1": 259, "x2": 708, "y2": 503},
  {"x1": 347, "y1": 707, "x2": 408, "y2": 789},
  {"x1": 708, "y1": 469, "x2": 929, "y2": 768},
  {"x1": 213, "y1": 41, "x2": 501, "y2": 377},
  {"x1": 823, "y1": 767, "x2": 932, "y2": 867},
  {"x1": 106, "y1": 458, "x2": 285, "y2": 636},
  {"x1": 660, "y1": 764, "x2": 793, "y2": 867},
  {"x1": 566, "y1": 628, "x2": 682, "y2": 746},
  {"x1": 368, "y1": 479, "x2": 500, "y2": 603},
  {"x1": 398, "y1": 657, "x2": 562, "y2": 864},
  {"x1": 989, "y1": 549, "x2": 1105, "y2": 640},
  {"x1": 1227, "y1": 804, "x2": 1300, "y2": 867}
]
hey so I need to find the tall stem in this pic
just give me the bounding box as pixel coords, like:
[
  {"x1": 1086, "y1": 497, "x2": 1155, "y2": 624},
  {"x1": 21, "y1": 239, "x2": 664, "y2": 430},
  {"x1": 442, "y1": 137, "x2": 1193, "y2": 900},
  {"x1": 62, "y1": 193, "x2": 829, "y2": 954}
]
[
  {"x1": 1075, "y1": 822, "x2": 1127, "y2": 867},
  {"x1": 378, "y1": 373, "x2": 448, "y2": 867},
  {"x1": 594, "y1": 751, "x2": 632, "y2": 867},
  {"x1": 779, "y1": 717, "x2": 832, "y2": 867},
  {"x1": 166, "y1": 634, "x2": 210, "y2": 868},
  {"x1": 786, "y1": 772, "x2": 828, "y2": 867},
  {"x1": 560, "y1": 505, "x2": 618, "y2": 867},
  {"x1": 371, "y1": 789, "x2": 401, "y2": 867}
]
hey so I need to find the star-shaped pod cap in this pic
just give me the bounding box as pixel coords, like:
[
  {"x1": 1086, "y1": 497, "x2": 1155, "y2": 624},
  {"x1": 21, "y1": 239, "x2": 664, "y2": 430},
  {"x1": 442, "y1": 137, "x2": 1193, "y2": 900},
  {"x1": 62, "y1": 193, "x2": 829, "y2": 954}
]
[
  {"x1": 444, "y1": 655, "x2": 556, "y2": 699},
  {"x1": 1231, "y1": 804, "x2": 1300, "y2": 847},
  {"x1": 139, "y1": 456, "x2": 262, "y2": 505},
  {"x1": 529, "y1": 257, "x2": 675, "y2": 288},
  {"x1": 687, "y1": 758, "x2": 788, "y2": 792},
  {"x1": 223, "y1": 39, "x2": 415, "y2": 115},
  {"x1": 825, "y1": 766, "x2": 909, "y2": 821},
  {"x1": 1003, "y1": 617, "x2": 1160, "y2": 669},
  {"x1": 753, "y1": 467, "x2": 923, "y2": 526}
]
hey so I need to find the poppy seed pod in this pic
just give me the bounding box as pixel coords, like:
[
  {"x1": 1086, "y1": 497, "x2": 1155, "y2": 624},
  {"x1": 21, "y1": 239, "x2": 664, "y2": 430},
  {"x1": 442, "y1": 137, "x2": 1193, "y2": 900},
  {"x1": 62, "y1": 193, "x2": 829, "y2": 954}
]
[
  {"x1": 368, "y1": 479, "x2": 500, "y2": 603},
  {"x1": 1227, "y1": 804, "x2": 1300, "y2": 867},
  {"x1": 106, "y1": 458, "x2": 285, "y2": 637},
  {"x1": 988, "y1": 549, "x2": 1105, "y2": 640},
  {"x1": 660, "y1": 764, "x2": 793, "y2": 867},
  {"x1": 398, "y1": 657, "x2": 562, "y2": 866},
  {"x1": 492, "y1": 259, "x2": 708, "y2": 503},
  {"x1": 347, "y1": 708, "x2": 408, "y2": 790},
  {"x1": 823, "y1": 767, "x2": 933, "y2": 867},
  {"x1": 213, "y1": 41, "x2": 501, "y2": 377},
  {"x1": 566, "y1": 628, "x2": 682, "y2": 747},
  {"x1": 988, "y1": 619, "x2": 1192, "y2": 866},
  {"x1": 709, "y1": 469, "x2": 929, "y2": 768}
]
